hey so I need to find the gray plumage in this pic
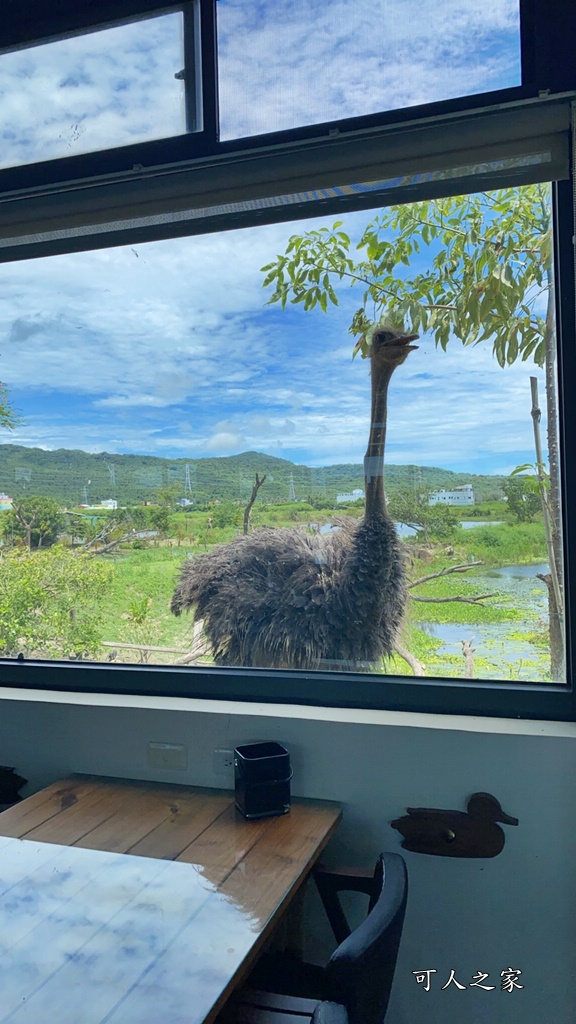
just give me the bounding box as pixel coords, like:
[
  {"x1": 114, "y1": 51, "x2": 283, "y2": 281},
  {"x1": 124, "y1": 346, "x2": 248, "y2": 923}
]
[{"x1": 171, "y1": 327, "x2": 418, "y2": 670}]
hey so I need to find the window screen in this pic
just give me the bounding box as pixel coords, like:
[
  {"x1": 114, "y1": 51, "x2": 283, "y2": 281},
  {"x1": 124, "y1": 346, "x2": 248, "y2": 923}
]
[{"x1": 217, "y1": 0, "x2": 522, "y2": 140}]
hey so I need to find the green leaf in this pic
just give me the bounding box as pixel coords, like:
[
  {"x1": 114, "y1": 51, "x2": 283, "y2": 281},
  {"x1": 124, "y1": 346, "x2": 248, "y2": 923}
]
[
  {"x1": 533, "y1": 340, "x2": 546, "y2": 366},
  {"x1": 507, "y1": 331, "x2": 518, "y2": 364},
  {"x1": 494, "y1": 338, "x2": 506, "y2": 367},
  {"x1": 520, "y1": 336, "x2": 540, "y2": 361},
  {"x1": 503, "y1": 263, "x2": 515, "y2": 286}
]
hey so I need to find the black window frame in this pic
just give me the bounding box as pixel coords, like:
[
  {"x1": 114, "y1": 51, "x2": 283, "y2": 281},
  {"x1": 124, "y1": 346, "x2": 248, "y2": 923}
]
[{"x1": 0, "y1": 0, "x2": 575, "y2": 721}]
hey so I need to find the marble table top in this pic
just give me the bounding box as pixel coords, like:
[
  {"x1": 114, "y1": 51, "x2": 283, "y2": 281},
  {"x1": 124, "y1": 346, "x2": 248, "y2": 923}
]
[
  {"x1": 0, "y1": 776, "x2": 341, "y2": 1024},
  {"x1": 0, "y1": 835, "x2": 257, "y2": 1024}
]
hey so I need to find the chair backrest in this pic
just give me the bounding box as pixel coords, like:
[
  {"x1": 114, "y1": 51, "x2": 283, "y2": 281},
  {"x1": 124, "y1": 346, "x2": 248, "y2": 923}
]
[{"x1": 322, "y1": 853, "x2": 407, "y2": 1024}]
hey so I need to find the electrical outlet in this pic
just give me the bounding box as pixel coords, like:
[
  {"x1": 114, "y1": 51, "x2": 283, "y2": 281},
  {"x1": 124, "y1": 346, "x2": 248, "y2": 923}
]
[
  {"x1": 148, "y1": 742, "x2": 187, "y2": 771},
  {"x1": 213, "y1": 748, "x2": 234, "y2": 775}
]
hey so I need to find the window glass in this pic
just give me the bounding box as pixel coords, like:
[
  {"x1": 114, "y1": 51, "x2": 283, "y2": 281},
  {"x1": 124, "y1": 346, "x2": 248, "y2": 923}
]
[
  {"x1": 0, "y1": 13, "x2": 185, "y2": 170},
  {"x1": 217, "y1": 0, "x2": 522, "y2": 140},
  {"x1": 0, "y1": 184, "x2": 564, "y2": 685}
]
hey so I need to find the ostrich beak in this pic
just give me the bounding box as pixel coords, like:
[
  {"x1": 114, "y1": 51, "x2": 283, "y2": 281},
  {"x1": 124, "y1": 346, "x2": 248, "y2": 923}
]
[{"x1": 397, "y1": 333, "x2": 419, "y2": 351}]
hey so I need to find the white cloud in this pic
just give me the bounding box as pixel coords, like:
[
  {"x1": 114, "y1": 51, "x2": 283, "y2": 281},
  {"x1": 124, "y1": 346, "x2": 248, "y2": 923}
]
[
  {"x1": 204, "y1": 430, "x2": 247, "y2": 453},
  {"x1": 94, "y1": 394, "x2": 172, "y2": 409}
]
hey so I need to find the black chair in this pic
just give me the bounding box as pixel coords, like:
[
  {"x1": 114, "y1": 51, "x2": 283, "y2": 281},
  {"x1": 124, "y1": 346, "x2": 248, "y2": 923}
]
[
  {"x1": 219, "y1": 853, "x2": 407, "y2": 1024},
  {"x1": 224, "y1": 991, "x2": 348, "y2": 1023},
  {"x1": 314, "y1": 852, "x2": 388, "y2": 944}
]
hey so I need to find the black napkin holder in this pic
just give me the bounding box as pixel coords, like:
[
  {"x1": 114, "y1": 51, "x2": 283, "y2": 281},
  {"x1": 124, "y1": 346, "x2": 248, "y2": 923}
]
[{"x1": 234, "y1": 741, "x2": 291, "y2": 819}]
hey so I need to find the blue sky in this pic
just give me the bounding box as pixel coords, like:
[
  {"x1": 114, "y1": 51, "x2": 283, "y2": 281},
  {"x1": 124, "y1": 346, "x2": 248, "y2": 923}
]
[
  {"x1": 1, "y1": 203, "x2": 548, "y2": 477},
  {"x1": 0, "y1": 0, "x2": 540, "y2": 479}
]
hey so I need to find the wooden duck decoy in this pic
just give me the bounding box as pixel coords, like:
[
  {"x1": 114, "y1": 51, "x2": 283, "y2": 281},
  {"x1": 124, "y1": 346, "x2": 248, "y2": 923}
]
[{"x1": 390, "y1": 792, "x2": 518, "y2": 858}]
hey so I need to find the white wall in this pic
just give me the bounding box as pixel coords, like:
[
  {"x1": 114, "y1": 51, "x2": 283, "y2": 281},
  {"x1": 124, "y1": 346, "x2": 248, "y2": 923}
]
[{"x1": 0, "y1": 694, "x2": 574, "y2": 1024}]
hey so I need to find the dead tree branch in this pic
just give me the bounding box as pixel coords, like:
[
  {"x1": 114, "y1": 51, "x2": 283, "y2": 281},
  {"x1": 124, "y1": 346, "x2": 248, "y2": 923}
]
[
  {"x1": 411, "y1": 593, "x2": 496, "y2": 605},
  {"x1": 408, "y1": 562, "x2": 484, "y2": 588},
  {"x1": 243, "y1": 473, "x2": 267, "y2": 534},
  {"x1": 461, "y1": 638, "x2": 476, "y2": 678},
  {"x1": 169, "y1": 618, "x2": 211, "y2": 665},
  {"x1": 86, "y1": 533, "x2": 137, "y2": 557},
  {"x1": 393, "y1": 641, "x2": 426, "y2": 676}
]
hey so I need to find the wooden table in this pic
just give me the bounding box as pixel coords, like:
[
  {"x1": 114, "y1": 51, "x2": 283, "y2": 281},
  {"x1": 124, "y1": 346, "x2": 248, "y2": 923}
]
[{"x1": 0, "y1": 775, "x2": 341, "y2": 1024}]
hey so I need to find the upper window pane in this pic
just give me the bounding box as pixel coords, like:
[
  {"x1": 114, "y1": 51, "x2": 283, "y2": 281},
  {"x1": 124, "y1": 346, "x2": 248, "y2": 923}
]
[
  {"x1": 0, "y1": 14, "x2": 185, "y2": 170},
  {"x1": 217, "y1": 0, "x2": 522, "y2": 140}
]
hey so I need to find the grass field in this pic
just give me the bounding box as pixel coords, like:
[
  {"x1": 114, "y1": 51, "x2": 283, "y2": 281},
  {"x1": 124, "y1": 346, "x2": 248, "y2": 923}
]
[{"x1": 98, "y1": 547, "x2": 191, "y2": 661}]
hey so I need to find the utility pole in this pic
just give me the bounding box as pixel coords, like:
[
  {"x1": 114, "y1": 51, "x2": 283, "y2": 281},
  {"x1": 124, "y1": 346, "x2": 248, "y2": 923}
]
[{"x1": 106, "y1": 463, "x2": 116, "y2": 495}]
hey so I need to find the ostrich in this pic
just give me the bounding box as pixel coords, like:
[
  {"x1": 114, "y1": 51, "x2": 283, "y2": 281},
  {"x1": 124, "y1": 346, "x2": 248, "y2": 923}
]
[{"x1": 171, "y1": 326, "x2": 418, "y2": 670}]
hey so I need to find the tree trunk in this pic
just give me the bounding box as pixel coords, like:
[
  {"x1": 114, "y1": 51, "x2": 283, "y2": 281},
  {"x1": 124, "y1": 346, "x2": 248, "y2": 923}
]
[
  {"x1": 545, "y1": 293, "x2": 561, "y2": 547},
  {"x1": 543, "y1": 282, "x2": 565, "y2": 680},
  {"x1": 537, "y1": 573, "x2": 564, "y2": 681}
]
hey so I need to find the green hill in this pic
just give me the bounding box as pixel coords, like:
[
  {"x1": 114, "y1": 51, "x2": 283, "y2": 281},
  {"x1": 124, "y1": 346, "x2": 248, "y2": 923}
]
[{"x1": 0, "y1": 444, "x2": 505, "y2": 507}]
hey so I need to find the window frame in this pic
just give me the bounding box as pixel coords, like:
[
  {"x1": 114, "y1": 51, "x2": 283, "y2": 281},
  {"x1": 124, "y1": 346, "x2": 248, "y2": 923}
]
[{"x1": 0, "y1": 0, "x2": 575, "y2": 721}]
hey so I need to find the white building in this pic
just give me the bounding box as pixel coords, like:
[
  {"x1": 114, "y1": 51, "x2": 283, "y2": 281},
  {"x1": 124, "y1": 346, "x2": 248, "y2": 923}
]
[
  {"x1": 336, "y1": 488, "x2": 365, "y2": 504},
  {"x1": 100, "y1": 499, "x2": 118, "y2": 510},
  {"x1": 428, "y1": 484, "x2": 475, "y2": 506}
]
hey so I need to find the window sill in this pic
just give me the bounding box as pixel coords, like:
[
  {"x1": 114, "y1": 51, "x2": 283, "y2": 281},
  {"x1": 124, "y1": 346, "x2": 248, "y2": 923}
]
[{"x1": 1, "y1": 686, "x2": 575, "y2": 739}]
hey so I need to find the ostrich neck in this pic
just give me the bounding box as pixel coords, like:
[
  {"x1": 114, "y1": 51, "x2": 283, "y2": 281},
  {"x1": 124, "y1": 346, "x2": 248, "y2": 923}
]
[{"x1": 364, "y1": 362, "x2": 395, "y2": 520}]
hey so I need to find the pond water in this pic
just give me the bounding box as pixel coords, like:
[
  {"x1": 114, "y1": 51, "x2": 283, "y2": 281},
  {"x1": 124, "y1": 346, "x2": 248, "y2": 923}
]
[
  {"x1": 396, "y1": 520, "x2": 503, "y2": 537},
  {"x1": 415, "y1": 562, "x2": 551, "y2": 681},
  {"x1": 460, "y1": 520, "x2": 504, "y2": 530},
  {"x1": 313, "y1": 520, "x2": 504, "y2": 537}
]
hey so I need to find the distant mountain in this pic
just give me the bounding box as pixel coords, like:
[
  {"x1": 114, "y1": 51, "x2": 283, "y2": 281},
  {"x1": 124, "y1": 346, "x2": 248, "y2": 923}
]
[{"x1": 0, "y1": 445, "x2": 505, "y2": 506}]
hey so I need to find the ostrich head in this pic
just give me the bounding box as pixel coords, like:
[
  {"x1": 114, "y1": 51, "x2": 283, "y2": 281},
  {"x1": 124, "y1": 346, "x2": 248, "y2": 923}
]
[{"x1": 370, "y1": 326, "x2": 419, "y2": 370}]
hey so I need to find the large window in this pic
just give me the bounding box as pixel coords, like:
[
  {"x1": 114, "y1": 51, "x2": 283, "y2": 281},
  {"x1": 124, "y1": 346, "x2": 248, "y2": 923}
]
[
  {"x1": 0, "y1": 181, "x2": 572, "y2": 707},
  {"x1": 0, "y1": 0, "x2": 574, "y2": 720}
]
